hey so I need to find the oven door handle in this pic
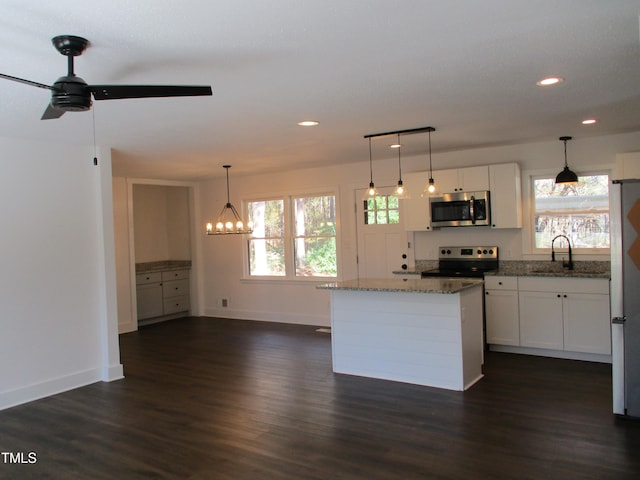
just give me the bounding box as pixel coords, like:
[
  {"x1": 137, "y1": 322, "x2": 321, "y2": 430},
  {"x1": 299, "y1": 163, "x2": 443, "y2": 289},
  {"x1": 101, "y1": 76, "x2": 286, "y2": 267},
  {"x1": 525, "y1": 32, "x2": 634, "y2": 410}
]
[{"x1": 470, "y1": 196, "x2": 476, "y2": 224}]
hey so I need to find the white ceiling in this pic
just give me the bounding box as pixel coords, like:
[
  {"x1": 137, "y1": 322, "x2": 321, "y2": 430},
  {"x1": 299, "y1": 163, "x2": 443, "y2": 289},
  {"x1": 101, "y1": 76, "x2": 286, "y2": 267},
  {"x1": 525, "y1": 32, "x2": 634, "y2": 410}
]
[{"x1": 1, "y1": 0, "x2": 639, "y2": 180}]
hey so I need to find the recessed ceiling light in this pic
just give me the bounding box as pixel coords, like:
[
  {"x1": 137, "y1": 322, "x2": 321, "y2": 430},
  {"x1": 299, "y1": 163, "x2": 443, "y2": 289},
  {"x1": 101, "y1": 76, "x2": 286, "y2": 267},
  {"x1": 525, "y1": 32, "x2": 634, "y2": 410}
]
[
  {"x1": 389, "y1": 143, "x2": 402, "y2": 149},
  {"x1": 298, "y1": 120, "x2": 319, "y2": 126},
  {"x1": 536, "y1": 76, "x2": 564, "y2": 86},
  {"x1": 581, "y1": 118, "x2": 597, "y2": 125}
]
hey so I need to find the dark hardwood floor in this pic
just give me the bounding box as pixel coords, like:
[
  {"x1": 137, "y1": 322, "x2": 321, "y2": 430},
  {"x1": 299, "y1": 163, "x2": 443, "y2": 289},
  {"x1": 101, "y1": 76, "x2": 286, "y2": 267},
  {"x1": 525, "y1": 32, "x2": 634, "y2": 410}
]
[{"x1": 1, "y1": 316, "x2": 640, "y2": 479}]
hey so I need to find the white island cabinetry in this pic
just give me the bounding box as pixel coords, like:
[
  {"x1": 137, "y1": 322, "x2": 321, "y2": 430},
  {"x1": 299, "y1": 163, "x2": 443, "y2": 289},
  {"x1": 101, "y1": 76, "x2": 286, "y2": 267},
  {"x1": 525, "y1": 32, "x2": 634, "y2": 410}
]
[{"x1": 319, "y1": 278, "x2": 485, "y2": 391}]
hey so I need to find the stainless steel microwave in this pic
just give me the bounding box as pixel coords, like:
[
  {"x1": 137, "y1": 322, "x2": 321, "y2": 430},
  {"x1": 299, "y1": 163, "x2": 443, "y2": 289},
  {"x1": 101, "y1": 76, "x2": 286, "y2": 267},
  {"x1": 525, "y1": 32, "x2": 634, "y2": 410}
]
[{"x1": 429, "y1": 191, "x2": 491, "y2": 227}]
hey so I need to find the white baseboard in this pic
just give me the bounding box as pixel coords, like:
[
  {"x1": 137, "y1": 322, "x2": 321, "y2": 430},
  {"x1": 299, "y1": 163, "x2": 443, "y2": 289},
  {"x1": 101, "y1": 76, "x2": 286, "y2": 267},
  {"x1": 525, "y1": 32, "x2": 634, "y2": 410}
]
[
  {"x1": 489, "y1": 344, "x2": 612, "y2": 364},
  {"x1": 202, "y1": 307, "x2": 330, "y2": 327},
  {"x1": 0, "y1": 368, "x2": 103, "y2": 411},
  {"x1": 102, "y1": 364, "x2": 124, "y2": 382}
]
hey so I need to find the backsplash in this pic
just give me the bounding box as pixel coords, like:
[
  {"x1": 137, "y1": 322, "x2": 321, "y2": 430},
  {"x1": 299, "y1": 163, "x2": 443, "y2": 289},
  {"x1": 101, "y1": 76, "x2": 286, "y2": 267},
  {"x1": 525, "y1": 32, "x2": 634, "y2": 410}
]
[{"x1": 414, "y1": 259, "x2": 609, "y2": 275}]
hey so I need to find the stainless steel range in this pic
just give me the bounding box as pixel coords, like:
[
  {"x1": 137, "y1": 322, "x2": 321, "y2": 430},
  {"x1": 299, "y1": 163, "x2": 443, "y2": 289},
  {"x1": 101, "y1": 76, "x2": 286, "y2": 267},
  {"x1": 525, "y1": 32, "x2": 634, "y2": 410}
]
[{"x1": 421, "y1": 246, "x2": 499, "y2": 278}]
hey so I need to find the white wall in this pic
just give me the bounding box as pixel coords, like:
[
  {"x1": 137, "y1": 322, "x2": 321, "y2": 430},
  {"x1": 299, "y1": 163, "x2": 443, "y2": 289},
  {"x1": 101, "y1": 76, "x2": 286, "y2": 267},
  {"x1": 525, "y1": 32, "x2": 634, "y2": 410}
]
[
  {"x1": 0, "y1": 137, "x2": 123, "y2": 410},
  {"x1": 132, "y1": 185, "x2": 191, "y2": 263}
]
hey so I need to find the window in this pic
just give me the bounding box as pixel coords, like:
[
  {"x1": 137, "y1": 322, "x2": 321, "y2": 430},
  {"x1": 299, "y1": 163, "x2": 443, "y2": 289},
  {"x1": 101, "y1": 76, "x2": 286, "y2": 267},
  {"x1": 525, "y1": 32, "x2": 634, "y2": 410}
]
[
  {"x1": 532, "y1": 173, "x2": 609, "y2": 252},
  {"x1": 247, "y1": 194, "x2": 337, "y2": 278},
  {"x1": 363, "y1": 194, "x2": 400, "y2": 225}
]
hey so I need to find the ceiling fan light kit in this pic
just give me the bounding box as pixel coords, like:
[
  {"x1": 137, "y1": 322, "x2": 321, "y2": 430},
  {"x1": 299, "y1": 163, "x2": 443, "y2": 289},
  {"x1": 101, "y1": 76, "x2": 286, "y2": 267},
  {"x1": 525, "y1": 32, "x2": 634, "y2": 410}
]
[{"x1": 0, "y1": 35, "x2": 212, "y2": 120}]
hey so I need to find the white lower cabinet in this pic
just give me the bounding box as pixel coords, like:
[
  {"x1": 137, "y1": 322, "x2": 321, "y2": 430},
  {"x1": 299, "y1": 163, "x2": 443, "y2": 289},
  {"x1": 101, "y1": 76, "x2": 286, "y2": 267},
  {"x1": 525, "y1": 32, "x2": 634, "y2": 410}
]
[
  {"x1": 519, "y1": 290, "x2": 564, "y2": 350},
  {"x1": 484, "y1": 276, "x2": 519, "y2": 346},
  {"x1": 136, "y1": 268, "x2": 190, "y2": 322},
  {"x1": 518, "y1": 277, "x2": 610, "y2": 355},
  {"x1": 563, "y1": 292, "x2": 611, "y2": 354},
  {"x1": 485, "y1": 276, "x2": 611, "y2": 358}
]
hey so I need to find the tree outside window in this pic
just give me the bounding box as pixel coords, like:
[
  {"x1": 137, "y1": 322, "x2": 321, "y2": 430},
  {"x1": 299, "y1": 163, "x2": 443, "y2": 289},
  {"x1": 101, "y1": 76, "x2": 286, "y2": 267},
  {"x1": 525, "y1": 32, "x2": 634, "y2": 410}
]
[
  {"x1": 533, "y1": 174, "x2": 609, "y2": 251},
  {"x1": 248, "y1": 194, "x2": 337, "y2": 278}
]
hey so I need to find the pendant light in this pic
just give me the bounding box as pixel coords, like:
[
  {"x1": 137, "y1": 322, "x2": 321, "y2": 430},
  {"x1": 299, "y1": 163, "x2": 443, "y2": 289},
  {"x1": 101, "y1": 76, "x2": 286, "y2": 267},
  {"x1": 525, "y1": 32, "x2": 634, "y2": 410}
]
[
  {"x1": 367, "y1": 137, "x2": 378, "y2": 197},
  {"x1": 425, "y1": 126, "x2": 436, "y2": 194},
  {"x1": 394, "y1": 133, "x2": 407, "y2": 197},
  {"x1": 555, "y1": 136, "x2": 578, "y2": 184},
  {"x1": 206, "y1": 165, "x2": 253, "y2": 235}
]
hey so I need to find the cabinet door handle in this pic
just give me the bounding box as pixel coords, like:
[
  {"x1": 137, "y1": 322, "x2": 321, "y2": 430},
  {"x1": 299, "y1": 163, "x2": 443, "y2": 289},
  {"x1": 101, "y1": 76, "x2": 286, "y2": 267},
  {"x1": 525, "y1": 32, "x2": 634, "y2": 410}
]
[
  {"x1": 563, "y1": 294, "x2": 567, "y2": 298},
  {"x1": 557, "y1": 294, "x2": 561, "y2": 298},
  {"x1": 498, "y1": 281, "x2": 503, "y2": 285}
]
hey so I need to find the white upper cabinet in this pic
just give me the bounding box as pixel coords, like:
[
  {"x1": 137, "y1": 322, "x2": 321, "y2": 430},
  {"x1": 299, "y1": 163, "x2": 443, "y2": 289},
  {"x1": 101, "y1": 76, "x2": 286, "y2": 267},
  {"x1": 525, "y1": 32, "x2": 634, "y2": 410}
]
[
  {"x1": 614, "y1": 152, "x2": 640, "y2": 180},
  {"x1": 401, "y1": 162, "x2": 523, "y2": 231},
  {"x1": 433, "y1": 166, "x2": 489, "y2": 193},
  {"x1": 489, "y1": 162, "x2": 523, "y2": 229},
  {"x1": 401, "y1": 172, "x2": 432, "y2": 231}
]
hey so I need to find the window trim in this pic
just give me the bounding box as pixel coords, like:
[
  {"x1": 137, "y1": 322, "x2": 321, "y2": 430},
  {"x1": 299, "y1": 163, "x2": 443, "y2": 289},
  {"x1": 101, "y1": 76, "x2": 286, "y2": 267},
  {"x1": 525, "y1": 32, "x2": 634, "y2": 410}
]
[
  {"x1": 521, "y1": 167, "x2": 612, "y2": 258},
  {"x1": 243, "y1": 188, "x2": 341, "y2": 282}
]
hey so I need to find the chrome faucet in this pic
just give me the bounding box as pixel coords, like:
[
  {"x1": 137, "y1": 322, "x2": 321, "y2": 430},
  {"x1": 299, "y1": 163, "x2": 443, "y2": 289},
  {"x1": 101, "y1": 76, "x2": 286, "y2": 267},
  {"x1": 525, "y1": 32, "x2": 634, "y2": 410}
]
[{"x1": 551, "y1": 234, "x2": 573, "y2": 270}]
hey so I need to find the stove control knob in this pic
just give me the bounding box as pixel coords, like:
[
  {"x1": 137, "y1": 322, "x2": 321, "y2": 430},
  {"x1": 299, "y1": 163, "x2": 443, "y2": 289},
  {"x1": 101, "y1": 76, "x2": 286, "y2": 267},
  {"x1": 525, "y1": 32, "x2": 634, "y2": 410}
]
[
  {"x1": 477, "y1": 249, "x2": 482, "y2": 254},
  {"x1": 489, "y1": 249, "x2": 494, "y2": 254},
  {"x1": 441, "y1": 249, "x2": 446, "y2": 255},
  {"x1": 446, "y1": 249, "x2": 451, "y2": 254},
  {"x1": 483, "y1": 249, "x2": 488, "y2": 254}
]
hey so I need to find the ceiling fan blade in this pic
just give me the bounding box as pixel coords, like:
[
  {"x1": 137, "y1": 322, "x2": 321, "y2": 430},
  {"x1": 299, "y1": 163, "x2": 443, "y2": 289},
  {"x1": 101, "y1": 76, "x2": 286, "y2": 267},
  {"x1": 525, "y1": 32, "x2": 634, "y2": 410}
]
[
  {"x1": 0, "y1": 73, "x2": 54, "y2": 91},
  {"x1": 88, "y1": 84, "x2": 212, "y2": 100},
  {"x1": 41, "y1": 103, "x2": 65, "y2": 120}
]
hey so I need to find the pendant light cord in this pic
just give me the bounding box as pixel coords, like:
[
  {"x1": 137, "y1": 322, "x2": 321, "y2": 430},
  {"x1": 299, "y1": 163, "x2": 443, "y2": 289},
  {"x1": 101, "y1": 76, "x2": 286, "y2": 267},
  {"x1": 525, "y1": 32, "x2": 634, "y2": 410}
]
[
  {"x1": 368, "y1": 137, "x2": 374, "y2": 183},
  {"x1": 224, "y1": 165, "x2": 231, "y2": 205},
  {"x1": 428, "y1": 129, "x2": 433, "y2": 175},
  {"x1": 397, "y1": 133, "x2": 403, "y2": 182},
  {"x1": 92, "y1": 107, "x2": 98, "y2": 166}
]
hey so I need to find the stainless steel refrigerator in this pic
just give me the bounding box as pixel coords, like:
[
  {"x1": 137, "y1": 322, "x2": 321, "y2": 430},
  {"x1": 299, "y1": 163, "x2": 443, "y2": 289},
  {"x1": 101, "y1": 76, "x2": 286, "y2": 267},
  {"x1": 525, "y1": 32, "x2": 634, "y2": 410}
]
[{"x1": 611, "y1": 178, "x2": 640, "y2": 418}]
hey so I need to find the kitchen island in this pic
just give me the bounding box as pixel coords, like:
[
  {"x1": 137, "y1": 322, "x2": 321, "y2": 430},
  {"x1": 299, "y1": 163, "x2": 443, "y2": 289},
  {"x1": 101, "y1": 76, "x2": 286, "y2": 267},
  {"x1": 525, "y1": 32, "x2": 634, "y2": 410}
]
[{"x1": 317, "y1": 277, "x2": 484, "y2": 391}]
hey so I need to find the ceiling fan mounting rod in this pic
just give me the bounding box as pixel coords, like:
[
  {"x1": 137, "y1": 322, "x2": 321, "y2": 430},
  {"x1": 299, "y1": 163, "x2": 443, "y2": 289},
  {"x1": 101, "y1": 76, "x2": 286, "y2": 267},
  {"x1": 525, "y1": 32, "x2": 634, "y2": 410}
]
[{"x1": 52, "y1": 35, "x2": 88, "y2": 76}]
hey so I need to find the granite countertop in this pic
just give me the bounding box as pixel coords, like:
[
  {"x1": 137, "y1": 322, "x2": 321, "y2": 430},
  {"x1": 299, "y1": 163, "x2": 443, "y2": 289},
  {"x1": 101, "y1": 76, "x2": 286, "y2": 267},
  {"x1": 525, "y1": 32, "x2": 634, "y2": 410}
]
[
  {"x1": 136, "y1": 260, "x2": 192, "y2": 273},
  {"x1": 394, "y1": 260, "x2": 610, "y2": 279},
  {"x1": 485, "y1": 260, "x2": 610, "y2": 279},
  {"x1": 317, "y1": 277, "x2": 484, "y2": 294}
]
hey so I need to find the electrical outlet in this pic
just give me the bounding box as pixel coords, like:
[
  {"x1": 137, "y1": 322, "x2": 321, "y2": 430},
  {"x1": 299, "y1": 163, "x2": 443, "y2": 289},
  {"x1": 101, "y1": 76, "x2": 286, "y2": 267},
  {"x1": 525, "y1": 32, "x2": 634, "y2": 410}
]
[{"x1": 221, "y1": 298, "x2": 228, "y2": 308}]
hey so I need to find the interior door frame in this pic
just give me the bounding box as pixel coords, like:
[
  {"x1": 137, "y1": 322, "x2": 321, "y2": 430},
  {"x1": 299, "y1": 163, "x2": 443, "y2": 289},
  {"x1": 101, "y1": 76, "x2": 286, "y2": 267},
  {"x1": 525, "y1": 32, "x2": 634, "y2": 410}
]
[
  {"x1": 125, "y1": 178, "x2": 202, "y2": 332},
  {"x1": 353, "y1": 185, "x2": 414, "y2": 279}
]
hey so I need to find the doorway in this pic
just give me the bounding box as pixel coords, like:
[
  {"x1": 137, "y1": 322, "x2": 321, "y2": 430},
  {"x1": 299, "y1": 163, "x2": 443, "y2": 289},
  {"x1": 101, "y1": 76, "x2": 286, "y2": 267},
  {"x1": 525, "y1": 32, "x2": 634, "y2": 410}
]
[{"x1": 355, "y1": 186, "x2": 412, "y2": 279}]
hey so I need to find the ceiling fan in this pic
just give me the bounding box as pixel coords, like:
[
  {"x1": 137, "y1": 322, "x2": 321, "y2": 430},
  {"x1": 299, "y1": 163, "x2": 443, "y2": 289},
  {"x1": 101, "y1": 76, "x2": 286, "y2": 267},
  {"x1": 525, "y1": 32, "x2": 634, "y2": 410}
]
[{"x1": 0, "y1": 35, "x2": 212, "y2": 120}]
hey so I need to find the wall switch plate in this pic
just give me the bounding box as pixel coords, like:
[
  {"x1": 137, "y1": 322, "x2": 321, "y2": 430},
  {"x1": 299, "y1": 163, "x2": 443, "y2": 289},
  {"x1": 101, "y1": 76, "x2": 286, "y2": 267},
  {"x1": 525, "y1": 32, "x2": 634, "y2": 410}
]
[{"x1": 221, "y1": 298, "x2": 228, "y2": 307}]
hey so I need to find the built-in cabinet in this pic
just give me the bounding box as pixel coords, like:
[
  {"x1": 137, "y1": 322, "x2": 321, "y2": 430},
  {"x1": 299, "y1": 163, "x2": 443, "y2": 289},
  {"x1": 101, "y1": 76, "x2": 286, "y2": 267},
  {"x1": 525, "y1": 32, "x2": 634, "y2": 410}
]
[
  {"x1": 484, "y1": 276, "x2": 519, "y2": 346},
  {"x1": 402, "y1": 162, "x2": 522, "y2": 231},
  {"x1": 486, "y1": 276, "x2": 611, "y2": 359},
  {"x1": 488, "y1": 163, "x2": 522, "y2": 228},
  {"x1": 402, "y1": 172, "x2": 431, "y2": 231},
  {"x1": 136, "y1": 268, "x2": 190, "y2": 322},
  {"x1": 433, "y1": 166, "x2": 489, "y2": 193}
]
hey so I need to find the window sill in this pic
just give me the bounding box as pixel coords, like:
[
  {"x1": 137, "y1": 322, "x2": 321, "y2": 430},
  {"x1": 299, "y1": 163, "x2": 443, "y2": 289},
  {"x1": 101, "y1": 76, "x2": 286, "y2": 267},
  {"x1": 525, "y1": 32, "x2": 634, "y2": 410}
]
[{"x1": 240, "y1": 276, "x2": 338, "y2": 286}]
